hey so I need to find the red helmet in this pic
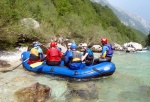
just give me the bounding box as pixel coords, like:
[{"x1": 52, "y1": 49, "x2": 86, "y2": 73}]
[
  {"x1": 54, "y1": 42, "x2": 57, "y2": 46},
  {"x1": 101, "y1": 38, "x2": 108, "y2": 44},
  {"x1": 50, "y1": 42, "x2": 56, "y2": 47}
]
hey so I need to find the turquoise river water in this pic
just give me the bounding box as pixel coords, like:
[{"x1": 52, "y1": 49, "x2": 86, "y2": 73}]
[
  {"x1": 53, "y1": 50, "x2": 150, "y2": 102},
  {"x1": 0, "y1": 49, "x2": 150, "y2": 102},
  {"x1": 88, "y1": 51, "x2": 150, "y2": 102}
]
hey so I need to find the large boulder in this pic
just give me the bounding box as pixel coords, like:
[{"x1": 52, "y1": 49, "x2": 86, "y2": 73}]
[
  {"x1": 123, "y1": 42, "x2": 142, "y2": 51},
  {"x1": 91, "y1": 45, "x2": 102, "y2": 52},
  {"x1": 20, "y1": 18, "x2": 40, "y2": 29},
  {"x1": 15, "y1": 82, "x2": 51, "y2": 102},
  {"x1": 126, "y1": 47, "x2": 136, "y2": 53},
  {"x1": 114, "y1": 43, "x2": 123, "y2": 51}
]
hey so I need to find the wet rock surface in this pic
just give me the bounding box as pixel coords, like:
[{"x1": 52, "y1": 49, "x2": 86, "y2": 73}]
[
  {"x1": 0, "y1": 60, "x2": 11, "y2": 67},
  {"x1": 67, "y1": 82, "x2": 99, "y2": 101},
  {"x1": 15, "y1": 82, "x2": 51, "y2": 102}
]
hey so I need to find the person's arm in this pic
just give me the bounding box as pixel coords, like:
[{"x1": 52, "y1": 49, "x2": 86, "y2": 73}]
[
  {"x1": 81, "y1": 53, "x2": 88, "y2": 61},
  {"x1": 100, "y1": 46, "x2": 107, "y2": 58}
]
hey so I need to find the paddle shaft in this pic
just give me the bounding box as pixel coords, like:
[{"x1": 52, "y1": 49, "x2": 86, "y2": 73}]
[
  {"x1": 13, "y1": 58, "x2": 29, "y2": 70},
  {"x1": 2, "y1": 58, "x2": 29, "y2": 73}
]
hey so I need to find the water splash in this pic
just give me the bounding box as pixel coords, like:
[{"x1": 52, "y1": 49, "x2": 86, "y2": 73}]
[{"x1": 0, "y1": 47, "x2": 27, "y2": 62}]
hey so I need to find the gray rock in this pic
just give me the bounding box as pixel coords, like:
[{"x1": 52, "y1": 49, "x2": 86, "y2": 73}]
[
  {"x1": 15, "y1": 82, "x2": 51, "y2": 102},
  {"x1": 20, "y1": 18, "x2": 40, "y2": 29},
  {"x1": 114, "y1": 43, "x2": 123, "y2": 51},
  {"x1": 0, "y1": 60, "x2": 11, "y2": 67},
  {"x1": 67, "y1": 82, "x2": 98, "y2": 100},
  {"x1": 91, "y1": 45, "x2": 102, "y2": 52},
  {"x1": 123, "y1": 42, "x2": 143, "y2": 51}
]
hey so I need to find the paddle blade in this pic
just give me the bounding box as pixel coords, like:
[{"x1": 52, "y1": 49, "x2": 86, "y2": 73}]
[{"x1": 30, "y1": 62, "x2": 43, "y2": 68}]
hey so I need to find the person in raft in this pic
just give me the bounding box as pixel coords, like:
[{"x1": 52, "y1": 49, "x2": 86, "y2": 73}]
[
  {"x1": 28, "y1": 43, "x2": 43, "y2": 64},
  {"x1": 62, "y1": 43, "x2": 72, "y2": 66},
  {"x1": 33, "y1": 41, "x2": 44, "y2": 60},
  {"x1": 46, "y1": 42, "x2": 62, "y2": 66},
  {"x1": 68, "y1": 43, "x2": 85, "y2": 70},
  {"x1": 94, "y1": 38, "x2": 114, "y2": 64},
  {"x1": 81, "y1": 43, "x2": 94, "y2": 66}
]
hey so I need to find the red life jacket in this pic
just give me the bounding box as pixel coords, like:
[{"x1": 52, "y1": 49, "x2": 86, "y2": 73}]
[{"x1": 46, "y1": 47, "x2": 62, "y2": 61}]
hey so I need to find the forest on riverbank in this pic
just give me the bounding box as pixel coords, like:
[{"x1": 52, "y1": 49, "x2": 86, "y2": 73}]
[{"x1": 0, "y1": 0, "x2": 147, "y2": 50}]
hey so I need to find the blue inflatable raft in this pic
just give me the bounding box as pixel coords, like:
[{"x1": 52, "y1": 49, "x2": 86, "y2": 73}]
[{"x1": 21, "y1": 51, "x2": 116, "y2": 79}]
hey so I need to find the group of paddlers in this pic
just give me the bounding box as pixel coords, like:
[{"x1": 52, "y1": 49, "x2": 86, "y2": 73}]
[{"x1": 28, "y1": 38, "x2": 114, "y2": 70}]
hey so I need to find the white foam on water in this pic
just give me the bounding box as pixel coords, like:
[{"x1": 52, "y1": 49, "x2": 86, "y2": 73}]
[
  {"x1": 137, "y1": 50, "x2": 148, "y2": 53},
  {"x1": 0, "y1": 47, "x2": 28, "y2": 62}
]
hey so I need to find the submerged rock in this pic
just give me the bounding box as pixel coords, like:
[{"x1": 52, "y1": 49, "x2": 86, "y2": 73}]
[
  {"x1": 15, "y1": 82, "x2": 51, "y2": 102},
  {"x1": 67, "y1": 82, "x2": 99, "y2": 100},
  {"x1": 139, "y1": 85, "x2": 150, "y2": 96},
  {"x1": 0, "y1": 60, "x2": 11, "y2": 67}
]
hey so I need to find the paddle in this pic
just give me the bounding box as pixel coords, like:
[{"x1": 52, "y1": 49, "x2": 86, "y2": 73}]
[
  {"x1": 30, "y1": 61, "x2": 43, "y2": 68},
  {"x1": 2, "y1": 58, "x2": 29, "y2": 73}
]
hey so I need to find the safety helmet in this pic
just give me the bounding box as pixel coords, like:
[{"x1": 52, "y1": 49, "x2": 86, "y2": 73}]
[
  {"x1": 68, "y1": 43, "x2": 72, "y2": 46},
  {"x1": 34, "y1": 43, "x2": 41, "y2": 47},
  {"x1": 100, "y1": 38, "x2": 108, "y2": 44},
  {"x1": 82, "y1": 43, "x2": 87, "y2": 47},
  {"x1": 50, "y1": 42, "x2": 56, "y2": 47},
  {"x1": 70, "y1": 43, "x2": 77, "y2": 49},
  {"x1": 54, "y1": 42, "x2": 57, "y2": 46}
]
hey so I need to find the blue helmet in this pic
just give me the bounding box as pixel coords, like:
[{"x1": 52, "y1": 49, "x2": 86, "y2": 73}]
[
  {"x1": 34, "y1": 43, "x2": 41, "y2": 47},
  {"x1": 71, "y1": 43, "x2": 77, "y2": 49}
]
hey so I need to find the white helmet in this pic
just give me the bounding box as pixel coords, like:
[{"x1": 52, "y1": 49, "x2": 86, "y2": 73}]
[
  {"x1": 82, "y1": 43, "x2": 87, "y2": 47},
  {"x1": 68, "y1": 43, "x2": 72, "y2": 46}
]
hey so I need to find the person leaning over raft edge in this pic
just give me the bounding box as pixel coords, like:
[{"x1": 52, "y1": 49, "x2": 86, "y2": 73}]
[{"x1": 93, "y1": 38, "x2": 114, "y2": 64}]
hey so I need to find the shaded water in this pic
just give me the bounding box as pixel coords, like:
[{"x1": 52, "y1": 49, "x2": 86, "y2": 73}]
[{"x1": 0, "y1": 49, "x2": 150, "y2": 102}]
